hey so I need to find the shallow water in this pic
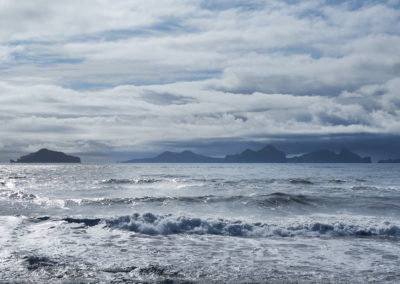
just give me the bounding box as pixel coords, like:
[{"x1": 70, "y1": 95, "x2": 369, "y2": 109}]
[{"x1": 0, "y1": 163, "x2": 399, "y2": 283}]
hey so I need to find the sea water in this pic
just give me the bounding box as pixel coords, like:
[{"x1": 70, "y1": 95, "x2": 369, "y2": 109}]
[{"x1": 0, "y1": 163, "x2": 399, "y2": 283}]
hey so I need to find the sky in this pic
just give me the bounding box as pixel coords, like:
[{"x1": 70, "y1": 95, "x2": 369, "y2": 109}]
[{"x1": 1, "y1": 0, "x2": 400, "y2": 162}]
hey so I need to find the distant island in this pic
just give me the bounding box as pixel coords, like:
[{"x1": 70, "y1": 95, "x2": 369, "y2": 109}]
[
  {"x1": 287, "y1": 148, "x2": 371, "y2": 163},
  {"x1": 122, "y1": 145, "x2": 371, "y2": 163},
  {"x1": 224, "y1": 145, "x2": 286, "y2": 163},
  {"x1": 10, "y1": 148, "x2": 81, "y2": 163},
  {"x1": 378, "y1": 158, "x2": 400, "y2": 163},
  {"x1": 124, "y1": 150, "x2": 221, "y2": 163}
]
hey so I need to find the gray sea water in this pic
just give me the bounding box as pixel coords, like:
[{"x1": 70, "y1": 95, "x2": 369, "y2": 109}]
[{"x1": 0, "y1": 163, "x2": 400, "y2": 283}]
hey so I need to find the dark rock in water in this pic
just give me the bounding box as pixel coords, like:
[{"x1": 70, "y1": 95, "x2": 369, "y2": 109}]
[
  {"x1": 288, "y1": 148, "x2": 371, "y2": 163},
  {"x1": 378, "y1": 158, "x2": 400, "y2": 163},
  {"x1": 10, "y1": 148, "x2": 81, "y2": 163},
  {"x1": 224, "y1": 145, "x2": 287, "y2": 163},
  {"x1": 123, "y1": 150, "x2": 222, "y2": 163},
  {"x1": 24, "y1": 256, "x2": 56, "y2": 270}
]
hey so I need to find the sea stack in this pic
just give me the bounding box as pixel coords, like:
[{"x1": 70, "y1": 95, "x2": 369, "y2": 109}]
[{"x1": 10, "y1": 148, "x2": 81, "y2": 163}]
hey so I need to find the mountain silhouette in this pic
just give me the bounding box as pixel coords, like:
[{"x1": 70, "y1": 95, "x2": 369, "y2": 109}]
[
  {"x1": 123, "y1": 150, "x2": 222, "y2": 163},
  {"x1": 378, "y1": 158, "x2": 400, "y2": 163},
  {"x1": 224, "y1": 145, "x2": 286, "y2": 162},
  {"x1": 123, "y1": 145, "x2": 371, "y2": 163},
  {"x1": 10, "y1": 148, "x2": 81, "y2": 163},
  {"x1": 288, "y1": 148, "x2": 371, "y2": 163}
]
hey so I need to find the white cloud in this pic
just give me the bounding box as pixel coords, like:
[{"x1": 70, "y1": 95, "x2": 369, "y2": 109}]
[
  {"x1": 1, "y1": 77, "x2": 399, "y2": 158},
  {"x1": 0, "y1": 0, "x2": 399, "y2": 160}
]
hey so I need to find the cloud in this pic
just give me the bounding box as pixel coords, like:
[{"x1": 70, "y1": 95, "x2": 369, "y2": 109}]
[
  {"x1": 0, "y1": 0, "x2": 399, "y2": 161},
  {"x1": 1, "y1": 78, "x2": 399, "y2": 159}
]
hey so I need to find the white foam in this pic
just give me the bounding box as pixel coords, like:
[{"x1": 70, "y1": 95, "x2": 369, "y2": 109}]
[
  {"x1": 0, "y1": 216, "x2": 22, "y2": 258},
  {"x1": 105, "y1": 213, "x2": 400, "y2": 238}
]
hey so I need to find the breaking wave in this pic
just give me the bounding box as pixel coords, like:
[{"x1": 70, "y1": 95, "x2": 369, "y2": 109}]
[
  {"x1": 104, "y1": 213, "x2": 400, "y2": 238},
  {"x1": 0, "y1": 190, "x2": 37, "y2": 200}
]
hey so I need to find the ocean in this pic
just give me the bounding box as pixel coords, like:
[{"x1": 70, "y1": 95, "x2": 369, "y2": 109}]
[{"x1": 0, "y1": 163, "x2": 399, "y2": 283}]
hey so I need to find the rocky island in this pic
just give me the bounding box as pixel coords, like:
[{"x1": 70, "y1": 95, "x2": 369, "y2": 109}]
[{"x1": 10, "y1": 148, "x2": 81, "y2": 163}]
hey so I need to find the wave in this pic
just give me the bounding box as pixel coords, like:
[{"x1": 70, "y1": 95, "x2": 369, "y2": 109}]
[
  {"x1": 86, "y1": 195, "x2": 215, "y2": 205},
  {"x1": 26, "y1": 213, "x2": 400, "y2": 238},
  {"x1": 257, "y1": 192, "x2": 314, "y2": 206},
  {"x1": 100, "y1": 178, "x2": 161, "y2": 184},
  {"x1": 99, "y1": 177, "x2": 297, "y2": 186},
  {"x1": 329, "y1": 179, "x2": 348, "y2": 183},
  {"x1": 8, "y1": 176, "x2": 27, "y2": 179},
  {"x1": 96, "y1": 177, "x2": 377, "y2": 188},
  {"x1": 104, "y1": 213, "x2": 400, "y2": 238},
  {"x1": 351, "y1": 186, "x2": 378, "y2": 191},
  {"x1": 0, "y1": 190, "x2": 37, "y2": 200},
  {"x1": 192, "y1": 178, "x2": 277, "y2": 184},
  {"x1": 289, "y1": 178, "x2": 313, "y2": 185},
  {"x1": 61, "y1": 192, "x2": 317, "y2": 208},
  {"x1": 64, "y1": 196, "x2": 213, "y2": 207},
  {"x1": 63, "y1": 217, "x2": 101, "y2": 226},
  {"x1": 9, "y1": 191, "x2": 37, "y2": 200},
  {"x1": 66, "y1": 192, "x2": 399, "y2": 209}
]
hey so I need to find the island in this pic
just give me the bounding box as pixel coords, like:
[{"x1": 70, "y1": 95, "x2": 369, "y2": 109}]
[
  {"x1": 378, "y1": 158, "x2": 400, "y2": 163},
  {"x1": 122, "y1": 145, "x2": 371, "y2": 163},
  {"x1": 288, "y1": 148, "x2": 371, "y2": 163},
  {"x1": 10, "y1": 148, "x2": 81, "y2": 163},
  {"x1": 123, "y1": 150, "x2": 222, "y2": 163},
  {"x1": 224, "y1": 145, "x2": 286, "y2": 163}
]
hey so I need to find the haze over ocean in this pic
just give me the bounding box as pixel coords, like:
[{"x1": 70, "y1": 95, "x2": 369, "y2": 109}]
[{"x1": 1, "y1": 0, "x2": 400, "y2": 283}]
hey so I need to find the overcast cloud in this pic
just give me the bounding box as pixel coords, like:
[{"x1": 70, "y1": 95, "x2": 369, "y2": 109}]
[{"x1": 1, "y1": 0, "x2": 400, "y2": 161}]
